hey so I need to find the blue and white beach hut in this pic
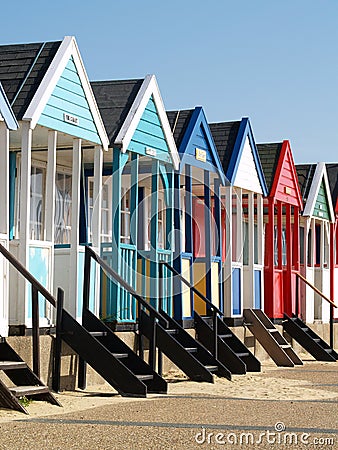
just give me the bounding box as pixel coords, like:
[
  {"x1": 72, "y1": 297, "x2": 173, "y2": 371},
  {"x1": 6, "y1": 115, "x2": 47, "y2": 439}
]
[
  {"x1": 210, "y1": 118, "x2": 268, "y2": 323},
  {"x1": 0, "y1": 36, "x2": 109, "y2": 331},
  {"x1": 91, "y1": 75, "x2": 179, "y2": 324},
  {"x1": 166, "y1": 107, "x2": 226, "y2": 325}
]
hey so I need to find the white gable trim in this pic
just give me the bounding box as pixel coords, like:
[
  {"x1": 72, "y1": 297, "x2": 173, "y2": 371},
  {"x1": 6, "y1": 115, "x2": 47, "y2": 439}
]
[
  {"x1": 303, "y1": 162, "x2": 335, "y2": 221},
  {"x1": 0, "y1": 83, "x2": 18, "y2": 130},
  {"x1": 22, "y1": 36, "x2": 109, "y2": 150},
  {"x1": 114, "y1": 74, "x2": 179, "y2": 170}
]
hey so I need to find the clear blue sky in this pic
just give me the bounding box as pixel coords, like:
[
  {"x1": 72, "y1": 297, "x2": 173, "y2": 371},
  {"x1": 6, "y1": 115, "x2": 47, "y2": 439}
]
[{"x1": 1, "y1": 1, "x2": 337, "y2": 163}]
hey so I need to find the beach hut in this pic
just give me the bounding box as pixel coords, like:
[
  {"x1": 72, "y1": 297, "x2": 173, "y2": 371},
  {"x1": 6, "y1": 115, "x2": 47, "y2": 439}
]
[
  {"x1": 210, "y1": 118, "x2": 268, "y2": 323},
  {"x1": 166, "y1": 107, "x2": 226, "y2": 325},
  {"x1": 257, "y1": 141, "x2": 303, "y2": 320},
  {"x1": 0, "y1": 36, "x2": 109, "y2": 331},
  {"x1": 296, "y1": 163, "x2": 335, "y2": 323},
  {"x1": 0, "y1": 82, "x2": 18, "y2": 336},
  {"x1": 90, "y1": 76, "x2": 179, "y2": 324},
  {"x1": 325, "y1": 163, "x2": 338, "y2": 320}
]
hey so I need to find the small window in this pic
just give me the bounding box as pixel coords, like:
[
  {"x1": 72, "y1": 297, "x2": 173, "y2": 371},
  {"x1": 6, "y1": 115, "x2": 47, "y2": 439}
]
[
  {"x1": 282, "y1": 228, "x2": 287, "y2": 266},
  {"x1": 243, "y1": 221, "x2": 249, "y2": 265},
  {"x1": 307, "y1": 228, "x2": 312, "y2": 266},
  {"x1": 274, "y1": 225, "x2": 278, "y2": 266},
  {"x1": 30, "y1": 166, "x2": 46, "y2": 240},
  {"x1": 254, "y1": 223, "x2": 258, "y2": 265},
  {"x1": 315, "y1": 225, "x2": 321, "y2": 265},
  {"x1": 87, "y1": 175, "x2": 112, "y2": 243},
  {"x1": 121, "y1": 187, "x2": 131, "y2": 244},
  {"x1": 299, "y1": 226, "x2": 304, "y2": 265},
  {"x1": 55, "y1": 172, "x2": 72, "y2": 244}
]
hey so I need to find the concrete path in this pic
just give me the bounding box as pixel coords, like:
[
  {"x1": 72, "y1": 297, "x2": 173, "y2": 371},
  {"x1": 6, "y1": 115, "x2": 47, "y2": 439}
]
[{"x1": 0, "y1": 362, "x2": 337, "y2": 449}]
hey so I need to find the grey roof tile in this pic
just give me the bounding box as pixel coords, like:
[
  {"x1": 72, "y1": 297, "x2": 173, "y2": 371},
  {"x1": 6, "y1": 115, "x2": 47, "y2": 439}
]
[
  {"x1": 296, "y1": 164, "x2": 316, "y2": 201},
  {"x1": 326, "y1": 163, "x2": 338, "y2": 207},
  {"x1": 257, "y1": 143, "x2": 283, "y2": 193},
  {"x1": 166, "y1": 109, "x2": 194, "y2": 148},
  {"x1": 91, "y1": 79, "x2": 144, "y2": 145},
  {"x1": 209, "y1": 121, "x2": 241, "y2": 173},
  {"x1": 0, "y1": 41, "x2": 61, "y2": 119}
]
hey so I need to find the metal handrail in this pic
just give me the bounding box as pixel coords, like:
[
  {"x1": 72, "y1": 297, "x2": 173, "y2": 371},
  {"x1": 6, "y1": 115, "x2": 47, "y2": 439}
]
[
  {"x1": 159, "y1": 261, "x2": 224, "y2": 316},
  {"x1": 295, "y1": 271, "x2": 336, "y2": 348},
  {"x1": 83, "y1": 246, "x2": 167, "y2": 325},
  {"x1": 295, "y1": 272, "x2": 337, "y2": 308},
  {"x1": 0, "y1": 243, "x2": 56, "y2": 307},
  {"x1": 83, "y1": 246, "x2": 168, "y2": 371},
  {"x1": 0, "y1": 243, "x2": 57, "y2": 377},
  {"x1": 159, "y1": 260, "x2": 221, "y2": 360}
]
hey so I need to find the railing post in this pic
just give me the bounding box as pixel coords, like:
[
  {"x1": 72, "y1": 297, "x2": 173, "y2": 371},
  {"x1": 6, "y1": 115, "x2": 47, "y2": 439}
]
[
  {"x1": 295, "y1": 274, "x2": 299, "y2": 317},
  {"x1": 31, "y1": 285, "x2": 40, "y2": 378},
  {"x1": 138, "y1": 301, "x2": 144, "y2": 360},
  {"x1": 159, "y1": 262, "x2": 163, "y2": 311},
  {"x1": 148, "y1": 312, "x2": 156, "y2": 372},
  {"x1": 53, "y1": 288, "x2": 64, "y2": 392},
  {"x1": 330, "y1": 305, "x2": 334, "y2": 349},
  {"x1": 83, "y1": 246, "x2": 91, "y2": 312},
  {"x1": 213, "y1": 308, "x2": 218, "y2": 360},
  {"x1": 79, "y1": 247, "x2": 92, "y2": 390},
  {"x1": 157, "y1": 262, "x2": 163, "y2": 374}
]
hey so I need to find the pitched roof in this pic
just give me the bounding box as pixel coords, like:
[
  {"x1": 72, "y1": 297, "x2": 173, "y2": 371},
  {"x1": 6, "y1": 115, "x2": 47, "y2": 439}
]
[
  {"x1": 296, "y1": 164, "x2": 316, "y2": 201},
  {"x1": 166, "y1": 109, "x2": 194, "y2": 147},
  {"x1": 91, "y1": 79, "x2": 143, "y2": 145},
  {"x1": 257, "y1": 143, "x2": 283, "y2": 192},
  {"x1": 209, "y1": 121, "x2": 241, "y2": 173},
  {"x1": 326, "y1": 163, "x2": 338, "y2": 207},
  {"x1": 0, "y1": 40, "x2": 61, "y2": 119}
]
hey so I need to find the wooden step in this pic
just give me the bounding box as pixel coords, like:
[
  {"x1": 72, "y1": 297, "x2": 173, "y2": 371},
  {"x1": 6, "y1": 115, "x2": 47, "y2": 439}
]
[
  {"x1": 185, "y1": 347, "x2": 197, "y2": 353},
  {"x1": 136, "y1": 374, "x2": 154, "y2": 381},
  {"x1": 301, "y1": 327, "x2": 309, "y2": 332},
  {"x1": 204, "y1": 365, "x2": 218, "y2": 372},
  {"x1": 236, "y1": 352, "x2": 250, "y2": 357},
  {"x1": 166, "y1": 329, "x2": 178, "y2": 335},
  {"x1": 219, "y1": 334, "x2": 233, "y2": 339},
  {"x1": 89, "y1": 331, "x2": 108, "y2": 337},
  {"x1": 0, "y1": 361, "x2": 27, "y2": 370},
  {"x1": 111, "y1": 353, "x2": 129, "y2": 359},
  {"x1": 268, "y1": 329, "x2": 278, "y2": 333},
  {"x1": 281, "y1": 344, "x2": 291, "y2": 349},
  {"x1": 9, "y1": 385, "x2": 49, "y2": 397}
]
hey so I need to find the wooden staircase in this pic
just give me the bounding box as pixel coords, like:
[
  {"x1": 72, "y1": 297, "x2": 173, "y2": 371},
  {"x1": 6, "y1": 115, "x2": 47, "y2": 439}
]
[
  {"x1": 53, "y1": 305, "x2": 167, "y2": 397},
  {"x1": 283, "y1": 314, "x2": 338, "y2": 362},
  {"x1": 140, "y1": 309, "x2": 232, "y2": 382},
  {"x1": 194, "y1": 312, "x2": 261, "y2": 374},
  {"x1": 243, "y1": 309, "x2": 303, "y2": 367},
  {"x1": 0, "y1": 338, "x2": 61, "y2": 414}
]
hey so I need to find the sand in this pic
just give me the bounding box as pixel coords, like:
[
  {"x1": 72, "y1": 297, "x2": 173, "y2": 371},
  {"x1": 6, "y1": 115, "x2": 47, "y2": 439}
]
[{"x1": 0, "y1": 361, "x2": 337, "y2": 423}]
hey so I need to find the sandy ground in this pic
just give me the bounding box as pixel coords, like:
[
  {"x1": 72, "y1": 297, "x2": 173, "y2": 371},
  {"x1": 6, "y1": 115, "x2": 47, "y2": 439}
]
[
  {"x1": 0, "y1": 361, "x2": 337, "y2": 423},
  {"x1": 0, "y1": 361, "x2": 337, "y2": 449}
]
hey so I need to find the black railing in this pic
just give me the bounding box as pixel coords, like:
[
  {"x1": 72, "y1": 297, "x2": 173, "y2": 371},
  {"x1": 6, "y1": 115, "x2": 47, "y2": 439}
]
[
  {"x1": 83, "y1": 246, "x2": 168, "y2": 371},
  {"x1": 159, "y1": 261, "x2": 223, "y2": 360},
  {"x1": 295, "y1": 272, "x2": 337, "y2": 348},
  {"x1": 0, "y1": 243, "x2": 59, "y2": 378}
]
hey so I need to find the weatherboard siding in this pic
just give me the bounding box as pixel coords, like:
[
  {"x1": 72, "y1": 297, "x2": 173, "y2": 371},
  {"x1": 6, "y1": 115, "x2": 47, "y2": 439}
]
[
  {"x1": 274, "y1": 150, "x2": 300, "y2": 206},
  {"x1": 185, "y1": 124, "x2": 214, "y2": 164},
  {"x1": 313, "y1": 181, "x2": 330, "y2": 220},
  {"x1": 38, "y1": 56, "x2": 101, "y2": 144},
  {"x1": 233, "y1": 137, "x2": 263, "y2": 194},
  {"x1": 128, "y1": 96, "x2": 171, "y2": 162}
]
